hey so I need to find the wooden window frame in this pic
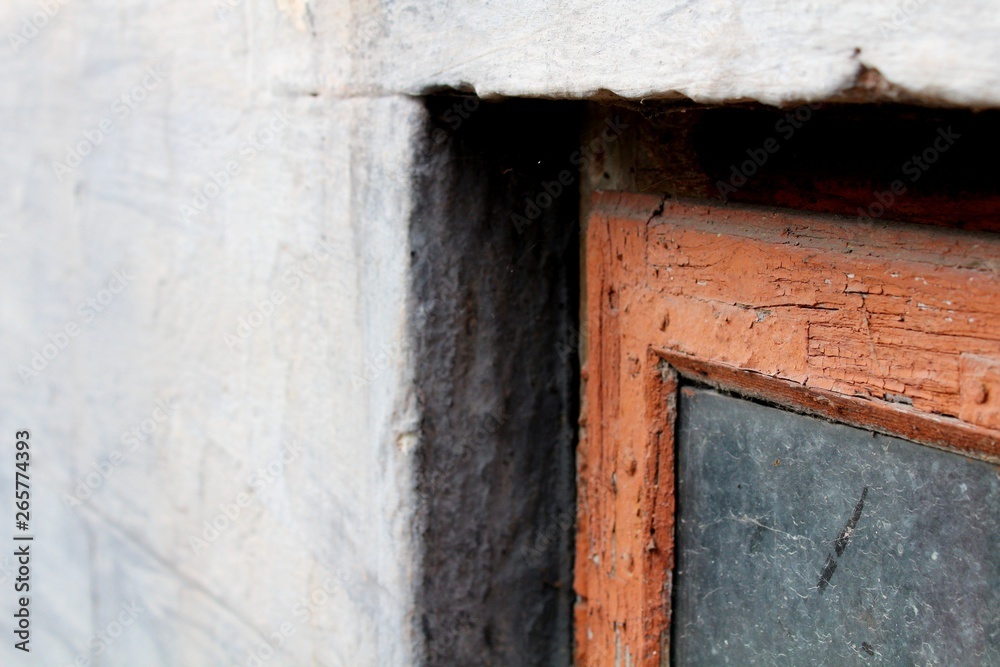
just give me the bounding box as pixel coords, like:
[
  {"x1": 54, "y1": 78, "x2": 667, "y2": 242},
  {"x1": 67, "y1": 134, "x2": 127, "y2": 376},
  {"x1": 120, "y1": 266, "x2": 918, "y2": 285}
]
[{"x1": 574, "y1": 192, "x2": 1000, "y2": 666}]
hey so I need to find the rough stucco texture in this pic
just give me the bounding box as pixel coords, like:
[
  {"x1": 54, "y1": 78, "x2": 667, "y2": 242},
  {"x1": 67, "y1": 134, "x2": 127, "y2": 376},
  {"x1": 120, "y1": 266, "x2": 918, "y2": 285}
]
[
  {"x1": 411, "y1": 98, "x2": 580, "y2": 666},
  {"x1": 1, "y1": 1, "x2": 421, "y2": 664},
  {"x1": 352, "y1": 0, "x2": 1000, "y2": 106}
]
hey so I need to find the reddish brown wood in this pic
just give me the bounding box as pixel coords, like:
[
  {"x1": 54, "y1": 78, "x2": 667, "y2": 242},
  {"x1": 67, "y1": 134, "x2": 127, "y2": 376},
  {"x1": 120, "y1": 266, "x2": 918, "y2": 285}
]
[
  {"x1": 959, "y1": 354, "x2": 1000, "y2": 430},
  {"x1": 640, "y1": 193, "x2": 1000, "y2": 420},
  {"x1": 575, "y1": 192, "x2": 1000, "y2": 667},
  {"x1": 575, "y1": 203, "x2": 677, "y2": 667},
  {"x1": 658, "y1": 349, "x2": 1000, "y2": 462}
]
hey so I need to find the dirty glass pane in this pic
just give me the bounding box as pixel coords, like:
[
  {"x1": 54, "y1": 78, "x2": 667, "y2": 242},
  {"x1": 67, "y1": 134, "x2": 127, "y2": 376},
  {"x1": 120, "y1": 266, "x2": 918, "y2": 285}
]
[{"x1": 673, "y1": 388, "x2": 999, "y2": 666}]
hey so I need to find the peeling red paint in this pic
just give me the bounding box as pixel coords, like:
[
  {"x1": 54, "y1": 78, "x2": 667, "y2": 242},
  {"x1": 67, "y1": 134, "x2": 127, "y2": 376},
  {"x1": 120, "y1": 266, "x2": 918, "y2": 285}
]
[{"x1": 576, "y1": 192, "x2": 1000, "y2": 666}]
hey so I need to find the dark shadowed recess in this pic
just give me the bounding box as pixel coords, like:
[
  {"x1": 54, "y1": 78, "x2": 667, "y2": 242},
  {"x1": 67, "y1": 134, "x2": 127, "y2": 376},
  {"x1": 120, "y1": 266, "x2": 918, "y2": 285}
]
[
  {"x1": 410, "y1": 96, "x2": 583, "y2": 666},
  {"x1": 599, "y1": 101, "x2": 1000, "y2": 231}
]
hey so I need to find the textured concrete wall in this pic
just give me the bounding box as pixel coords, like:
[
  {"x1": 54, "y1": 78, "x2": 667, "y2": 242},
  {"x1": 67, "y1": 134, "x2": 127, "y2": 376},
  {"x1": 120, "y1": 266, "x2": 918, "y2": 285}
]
[
  {"x1": 412, "y1": 98, "x2": 581, "y2": 665},
  {"x1": 352, "y1": 0, "x2": 1000, "y2": 105},
  {"x1": 1, "y1": 0, "x2": 997, "y2": 664},
  {"x1": 1, "y1": 2, "x2": 421, "y2": 664}
]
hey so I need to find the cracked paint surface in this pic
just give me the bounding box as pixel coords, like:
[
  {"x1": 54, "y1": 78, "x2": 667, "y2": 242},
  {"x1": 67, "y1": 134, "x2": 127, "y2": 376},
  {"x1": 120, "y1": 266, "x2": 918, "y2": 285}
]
[{"x1": 576, "y1": 191, "x2": 1000, "y2": 666}]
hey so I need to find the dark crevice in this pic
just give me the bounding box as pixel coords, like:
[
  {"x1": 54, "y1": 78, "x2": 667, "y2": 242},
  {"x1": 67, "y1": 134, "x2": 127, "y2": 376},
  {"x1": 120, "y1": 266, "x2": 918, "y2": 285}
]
[{"x1": 409, "y1": 96, "x2": 582, "y2": 666}]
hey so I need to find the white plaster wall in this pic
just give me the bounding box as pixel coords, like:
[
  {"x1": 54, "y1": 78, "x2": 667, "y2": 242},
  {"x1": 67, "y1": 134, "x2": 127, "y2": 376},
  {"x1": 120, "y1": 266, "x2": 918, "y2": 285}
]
[
  {"x1": 351, "y1": 0, "x2": 1000, "y2": 106},
  {"x1": 1, "y1": 1, "x2": 419, "y2": 664},
  {"x1": 0, "y1": 0, "x2": 996, "y2": 665}
]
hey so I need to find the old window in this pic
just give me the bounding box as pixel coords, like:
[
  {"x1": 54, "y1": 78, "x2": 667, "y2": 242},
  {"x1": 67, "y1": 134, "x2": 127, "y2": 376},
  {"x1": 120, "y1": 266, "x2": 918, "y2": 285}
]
[{"x1": 575, "y1": 103, "x2": 1000, "y2": 665}]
